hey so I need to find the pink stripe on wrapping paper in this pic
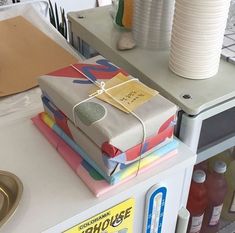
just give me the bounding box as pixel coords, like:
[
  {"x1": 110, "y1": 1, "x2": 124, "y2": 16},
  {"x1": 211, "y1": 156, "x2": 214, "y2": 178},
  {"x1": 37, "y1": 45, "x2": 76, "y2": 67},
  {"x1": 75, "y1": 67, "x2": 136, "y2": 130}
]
[{"x1": 32, "y1": 116, "x2": 58, "y2": 148}]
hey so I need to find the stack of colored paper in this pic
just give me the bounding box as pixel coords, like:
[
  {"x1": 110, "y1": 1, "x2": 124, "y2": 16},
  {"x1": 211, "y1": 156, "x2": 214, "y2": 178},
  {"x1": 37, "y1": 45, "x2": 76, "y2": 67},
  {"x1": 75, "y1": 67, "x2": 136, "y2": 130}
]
[
  {"x1": 32, "y1": 114, "x2": 178, "y2": 196},
  {"x1": 36, "y1": 55, "x2": 178, "y2": 189}
]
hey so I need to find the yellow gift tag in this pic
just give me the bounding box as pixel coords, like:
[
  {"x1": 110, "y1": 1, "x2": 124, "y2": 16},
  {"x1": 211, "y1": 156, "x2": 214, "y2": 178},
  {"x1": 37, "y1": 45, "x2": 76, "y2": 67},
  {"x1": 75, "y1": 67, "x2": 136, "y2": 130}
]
[{"x1": 90, "y1": 73, "x2": 158, "y2": 113}]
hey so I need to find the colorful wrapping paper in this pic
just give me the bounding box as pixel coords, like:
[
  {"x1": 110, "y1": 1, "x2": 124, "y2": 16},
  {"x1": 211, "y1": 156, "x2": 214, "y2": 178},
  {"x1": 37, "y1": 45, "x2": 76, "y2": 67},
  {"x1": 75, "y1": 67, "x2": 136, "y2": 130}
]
[
  {"x1": 42, "y1": 95, "x2": 175, "y2": 176},
  {"x1": 32, "y1": 114, "x2": 178, "y2": 196},
  {"x1": 38, "y1": 55, "x2": 178, "y2": 157},
  {"x1": 38, "y1": 112, "x2": 179, "y2": 185}
]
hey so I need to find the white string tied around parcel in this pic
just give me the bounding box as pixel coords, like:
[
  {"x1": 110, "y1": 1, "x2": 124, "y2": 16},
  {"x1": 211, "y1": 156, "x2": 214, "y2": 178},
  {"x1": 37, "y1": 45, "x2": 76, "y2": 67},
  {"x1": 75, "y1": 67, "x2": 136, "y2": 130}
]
[{"x1": 71, "y1": 64, "x2": 147, "y2": 177}]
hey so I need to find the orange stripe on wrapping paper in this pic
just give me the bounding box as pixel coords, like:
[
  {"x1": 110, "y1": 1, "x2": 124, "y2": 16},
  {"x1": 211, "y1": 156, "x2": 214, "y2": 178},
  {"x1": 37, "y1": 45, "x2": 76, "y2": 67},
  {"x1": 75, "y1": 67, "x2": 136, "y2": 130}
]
[
  {"x1": 39, "y1": 112, "x2": 54, "y2": 128},
  {"x1": 122, "y1": 0, "x2": 134, "y2": 29}
]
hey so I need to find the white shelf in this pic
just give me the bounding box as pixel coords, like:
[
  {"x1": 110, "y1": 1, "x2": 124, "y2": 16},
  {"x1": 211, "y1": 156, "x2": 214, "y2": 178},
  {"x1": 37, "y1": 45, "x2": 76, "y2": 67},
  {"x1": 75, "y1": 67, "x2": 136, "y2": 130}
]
[
  {"x1": 197, "y1": 135, "x2": 235, "y2": 164},
  {"x1": 68, "y1": 6, "x2": 235, "y2": 116}
]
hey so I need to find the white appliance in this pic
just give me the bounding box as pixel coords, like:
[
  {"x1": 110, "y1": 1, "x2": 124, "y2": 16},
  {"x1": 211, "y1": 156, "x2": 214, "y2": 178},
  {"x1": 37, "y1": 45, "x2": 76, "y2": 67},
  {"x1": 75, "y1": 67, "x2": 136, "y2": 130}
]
[{"x1": 178, "y1": 98, "x2": 235, "y2": 163}]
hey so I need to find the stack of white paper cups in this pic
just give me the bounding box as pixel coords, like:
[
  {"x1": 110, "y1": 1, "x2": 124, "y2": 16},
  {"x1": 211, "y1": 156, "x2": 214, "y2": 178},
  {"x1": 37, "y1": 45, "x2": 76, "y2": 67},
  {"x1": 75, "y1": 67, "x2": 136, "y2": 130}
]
[
  {"x1": 169, "y1": 0, "x2": 231, "y2": 79},
  {"x1": 132, "y1": 0, "x2": 175, "y2": 50},
  {"x1": 0, "y1": 0, "x2": 7, "y2": 5}
]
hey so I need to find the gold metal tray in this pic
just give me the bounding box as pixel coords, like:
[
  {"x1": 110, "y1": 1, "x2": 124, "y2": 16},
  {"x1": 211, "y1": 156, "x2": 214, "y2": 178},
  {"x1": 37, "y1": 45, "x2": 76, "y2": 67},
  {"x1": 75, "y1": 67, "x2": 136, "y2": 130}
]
[{"x1": 0, "y1": 171, "x2": 23, "y2": 228}]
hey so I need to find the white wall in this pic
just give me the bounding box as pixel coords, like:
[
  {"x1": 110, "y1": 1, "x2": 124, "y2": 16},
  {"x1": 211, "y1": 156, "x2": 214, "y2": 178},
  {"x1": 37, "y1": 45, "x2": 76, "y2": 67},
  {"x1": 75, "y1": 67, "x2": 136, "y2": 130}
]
[
  {"x1": 4, "y1": 0, "x2": 97, "y2": 14},
  {"x1": 49, "y1": 0, "x2": 96, "y2": 14}
]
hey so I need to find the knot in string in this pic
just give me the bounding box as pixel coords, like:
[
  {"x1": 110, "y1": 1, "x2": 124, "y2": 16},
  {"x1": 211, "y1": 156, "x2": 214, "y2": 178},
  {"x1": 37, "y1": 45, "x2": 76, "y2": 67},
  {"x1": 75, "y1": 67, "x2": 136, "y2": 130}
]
[{"x1": 96, "y1": 81, "x2": 106, "y2": 95}]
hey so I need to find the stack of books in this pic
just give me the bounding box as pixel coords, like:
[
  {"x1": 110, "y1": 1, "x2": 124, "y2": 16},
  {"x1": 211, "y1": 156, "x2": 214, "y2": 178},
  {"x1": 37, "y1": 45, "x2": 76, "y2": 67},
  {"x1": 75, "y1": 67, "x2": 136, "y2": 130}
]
[{"x1": 33, "y1": 56, "x2": 179, "y2": 196}]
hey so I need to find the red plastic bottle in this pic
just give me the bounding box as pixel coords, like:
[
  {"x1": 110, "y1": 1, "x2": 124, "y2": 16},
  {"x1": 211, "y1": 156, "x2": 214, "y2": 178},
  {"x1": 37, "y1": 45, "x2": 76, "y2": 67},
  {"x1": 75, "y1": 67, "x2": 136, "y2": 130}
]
[
  {"x1": 201, "y1": 160, "x2": 228, "y2": 233},
  {"x1": 187, "y1": 170, "x2": 208, "y2": 233},
  {"x1": 194, "y1": 161, "x2": 209, "y2": 173}
]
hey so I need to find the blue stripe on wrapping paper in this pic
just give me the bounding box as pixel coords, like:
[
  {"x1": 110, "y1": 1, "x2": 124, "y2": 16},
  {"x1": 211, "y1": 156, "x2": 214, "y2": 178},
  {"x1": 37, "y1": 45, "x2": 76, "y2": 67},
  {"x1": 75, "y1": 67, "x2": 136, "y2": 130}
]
[
  {"x1": 42, "y1": 96, "x2": 63, "y2": 120},
  {"x1": 73, "y1": 79, "x2": 92, "y2": 84},
  {"x1": 102, "y1": 155, "x2": 119, "y2": 170},
  {"x1": 141, "y1": 141, "x2": 149, "y2": 154},
  {"x1": 51, "y1": 121, "x2": 179, "y2": 184},
  {"x1": 103, "y1": 153, "x2": 126, "y2": 167}
]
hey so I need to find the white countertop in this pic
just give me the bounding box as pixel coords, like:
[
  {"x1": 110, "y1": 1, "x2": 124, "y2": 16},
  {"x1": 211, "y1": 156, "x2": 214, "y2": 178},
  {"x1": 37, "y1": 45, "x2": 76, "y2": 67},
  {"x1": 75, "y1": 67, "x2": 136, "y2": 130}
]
[{"x1": 0, "y1": 101, "x2": 196, "y2": 232}]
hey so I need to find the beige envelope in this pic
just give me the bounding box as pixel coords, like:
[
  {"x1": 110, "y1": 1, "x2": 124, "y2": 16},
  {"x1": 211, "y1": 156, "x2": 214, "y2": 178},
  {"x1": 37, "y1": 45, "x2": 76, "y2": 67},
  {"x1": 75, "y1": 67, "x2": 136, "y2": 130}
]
[{"x1": 0, "y1": 16, "x2": 77, "y2": 97}]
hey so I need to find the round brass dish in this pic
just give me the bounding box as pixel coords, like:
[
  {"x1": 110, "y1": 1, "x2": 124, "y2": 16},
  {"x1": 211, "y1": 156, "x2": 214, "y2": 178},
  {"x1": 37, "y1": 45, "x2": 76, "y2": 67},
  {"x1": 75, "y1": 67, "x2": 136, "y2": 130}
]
[{"x1": 0, "y1": 171, "x2": 23, "y2": 228}]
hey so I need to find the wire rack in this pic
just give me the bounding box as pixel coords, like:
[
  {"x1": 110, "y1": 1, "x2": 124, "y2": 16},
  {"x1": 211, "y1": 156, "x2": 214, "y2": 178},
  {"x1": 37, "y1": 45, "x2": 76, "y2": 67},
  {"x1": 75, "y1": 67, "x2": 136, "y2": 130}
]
[
  {"x1": 219, "y1": 219, "x2": 235, "y2": 233},
  {"x1": 221, "y1": 29, "x2": 235, "y2": 65}
]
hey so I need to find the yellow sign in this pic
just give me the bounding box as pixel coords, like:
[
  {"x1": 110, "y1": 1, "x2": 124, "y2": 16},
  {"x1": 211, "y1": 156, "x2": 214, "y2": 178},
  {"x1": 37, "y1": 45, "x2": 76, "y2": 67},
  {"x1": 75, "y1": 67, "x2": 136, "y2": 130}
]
[
  {"x1": 64, "y1": 198, "x2": 135, "y2": 233},
  {"x1": 91, "y1": 73, "x2": 158, "y2": 113}
]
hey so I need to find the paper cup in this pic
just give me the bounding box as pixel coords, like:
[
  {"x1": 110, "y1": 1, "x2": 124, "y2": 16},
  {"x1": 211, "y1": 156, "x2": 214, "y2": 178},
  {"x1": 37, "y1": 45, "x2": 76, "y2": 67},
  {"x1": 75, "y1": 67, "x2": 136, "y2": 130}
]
[
  {"x1": 169, "y1": 59, "x2": 219, "y2": 79},
  {"x1": 133, "y1": 0, "x2": 175, "y2": 50},
  {"x1": 169, "y1": 0, "x2": 230, "y2": 79}
]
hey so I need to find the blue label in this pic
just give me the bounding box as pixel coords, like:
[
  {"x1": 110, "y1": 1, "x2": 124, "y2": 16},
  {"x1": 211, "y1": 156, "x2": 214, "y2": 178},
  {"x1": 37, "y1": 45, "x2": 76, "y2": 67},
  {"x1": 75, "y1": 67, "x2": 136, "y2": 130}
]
[{"x1": 146, "y1": 186, "x2": 167, "y2": 233}]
